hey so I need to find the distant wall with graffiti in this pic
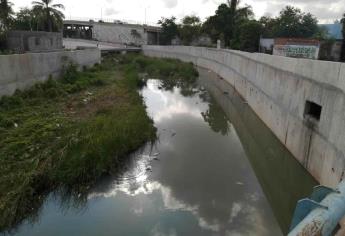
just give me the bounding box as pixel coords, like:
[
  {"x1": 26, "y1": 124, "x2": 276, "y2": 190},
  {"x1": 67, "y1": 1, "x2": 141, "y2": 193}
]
[{"x1": 273, "y1": 38, "x2": 320, "y2": 59}]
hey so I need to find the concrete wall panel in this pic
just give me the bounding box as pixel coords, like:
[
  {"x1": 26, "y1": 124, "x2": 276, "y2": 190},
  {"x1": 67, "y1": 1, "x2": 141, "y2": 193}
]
[{"x1": 0, "y1": 49, "x2": 101, "y2": 97}]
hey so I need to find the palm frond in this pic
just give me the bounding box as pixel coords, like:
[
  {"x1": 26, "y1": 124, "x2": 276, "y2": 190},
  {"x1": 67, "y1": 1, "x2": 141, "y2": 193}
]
[
  {"x1": 51, "y1": 8, "x2": 64, "y2": 19},
  {"x1": 32, "y1": 1, "x2": 44, "y2": 6},
  {"x1": 52, "y1": 3, "x2": 64, "y2": 10},
  {"x1": 30, "y1": 0, "x2": 65, "y2": 31}
]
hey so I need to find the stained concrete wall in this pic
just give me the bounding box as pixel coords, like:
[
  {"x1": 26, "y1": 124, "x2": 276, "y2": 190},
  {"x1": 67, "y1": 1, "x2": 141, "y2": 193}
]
[
  {"x1": 93, "y1": 23, "x2": 146, "y2": 45},
  {"x1": 7, "y1": 31, "x2": 63, "y2": 53},
  {"x1": 0, "y1": 48, "x2": 101, "y2": 97},
  {"x1": 143, "y1": 45, "x2": 345, "y2": 187}
]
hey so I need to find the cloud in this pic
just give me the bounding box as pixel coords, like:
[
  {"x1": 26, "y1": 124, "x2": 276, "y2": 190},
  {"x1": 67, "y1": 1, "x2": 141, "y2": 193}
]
[
  {"x1": 163, "y1": 0, "x2": 178, "y2": 8},
  {"x1": 104, "y1": 8, "x2": 119, "y2": 16},
  {"x1": 251, "y1": 0, "x2": 345, "y2": 22},
  {"x1": 12, "y1": 0, "x2": 344, "y2": 28}
]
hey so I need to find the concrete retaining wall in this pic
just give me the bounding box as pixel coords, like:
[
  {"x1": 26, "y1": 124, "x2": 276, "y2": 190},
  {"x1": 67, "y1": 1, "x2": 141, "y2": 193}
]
[
  {"x1": 0, "y1": 48, "x2": 101, "y2": 97},
  {"x1": 93, "y1": 23, "x2": 146, "y2": 45},
  {"x1": 143, "y1": 45, "x2": 345, "y2": 187},
  {"x1": 7, "y1": 31, "x2": 63, "y2": 53}
]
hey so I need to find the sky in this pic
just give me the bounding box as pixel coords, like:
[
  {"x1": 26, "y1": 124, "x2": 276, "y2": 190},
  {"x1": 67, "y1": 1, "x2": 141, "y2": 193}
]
[{"x1": 12, "y1": 0, "x2": 345, "y2": 25}]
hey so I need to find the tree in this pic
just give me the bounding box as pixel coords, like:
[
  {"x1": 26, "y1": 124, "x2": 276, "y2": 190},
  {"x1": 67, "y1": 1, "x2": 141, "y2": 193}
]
[
  {"x1": 202, "y1": 1, "x2": 253, "y2": 47},
  {"x1": 13, "y1": 8, "x2": 42, "y2": 31},
  {"x1": 0, "y1": 0, "x2": 13, "y2": 50},
  {"x1": 263, "y1": 6, "x2": 319, "y2": 38},
  {"x1": 179, "y1": 15, "x2": 202, "y2": 45},
  {"x1": 259, "y1": 16, "x2": 277, "y2": 38},
  {"x1": 232, "y1": 20, "x2": 262, "y2": 52},
  {"x1": 32, "y1": 0, "x2": 64, "y2": 32},
  {"x1": 0, "y1": 0, "x2": 14, "y2": 32},
  {"x1": 158, "y1": 17, "x2": 178, "y2": 45},
  {"x1": 341, "y1": 14, "x2": 345, "y2": 62}
]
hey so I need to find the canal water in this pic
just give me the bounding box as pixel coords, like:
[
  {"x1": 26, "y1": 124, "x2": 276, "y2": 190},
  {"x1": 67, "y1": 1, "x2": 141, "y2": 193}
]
[{"x1": 5, "y1": 68, "x2": 316, "y2": 236}]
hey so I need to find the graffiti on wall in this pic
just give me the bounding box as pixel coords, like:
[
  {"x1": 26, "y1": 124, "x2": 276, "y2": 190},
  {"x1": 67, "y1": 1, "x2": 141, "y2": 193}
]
[
  {"x1": 273, "y1": 38, "x2": 320, "y2": 59},
  {"x1": 273, "y1": 45, "x2": 320, "y2": 59}
]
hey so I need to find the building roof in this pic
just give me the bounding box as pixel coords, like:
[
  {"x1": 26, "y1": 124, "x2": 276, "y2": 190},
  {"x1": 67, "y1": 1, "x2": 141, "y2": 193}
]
[{"x1": 319, "y1": 23, "x2": 343, "y2": 40}]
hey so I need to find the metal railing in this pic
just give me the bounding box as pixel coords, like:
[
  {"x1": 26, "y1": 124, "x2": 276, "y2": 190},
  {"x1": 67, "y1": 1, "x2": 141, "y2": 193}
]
[{"x1": 289, "y1": 180, "x2": 345, "y2": 236}]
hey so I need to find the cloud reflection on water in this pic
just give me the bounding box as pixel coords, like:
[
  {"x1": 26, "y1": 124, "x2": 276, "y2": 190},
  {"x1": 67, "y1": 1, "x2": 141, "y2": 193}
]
[{"x1": 86, "y1": 79, "x2": 281, "y2": 236}]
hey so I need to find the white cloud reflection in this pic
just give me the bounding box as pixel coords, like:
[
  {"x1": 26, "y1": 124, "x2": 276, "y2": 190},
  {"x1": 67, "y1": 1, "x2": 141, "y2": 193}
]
[
  {"x1": 86, "y1": 79, "x2": 280, "y2": 235},
  {"x1": 143, "y1": 81, "x2": 203, "y2": 123},
  {"x1": 87, "y1": 172, "x2": 274, "y2": 235}
]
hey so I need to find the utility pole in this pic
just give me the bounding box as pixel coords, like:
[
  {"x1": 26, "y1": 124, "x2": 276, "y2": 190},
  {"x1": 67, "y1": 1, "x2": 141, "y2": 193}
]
[{"x1": 101, "y1": 8, "x2": 103, "y2": 21}]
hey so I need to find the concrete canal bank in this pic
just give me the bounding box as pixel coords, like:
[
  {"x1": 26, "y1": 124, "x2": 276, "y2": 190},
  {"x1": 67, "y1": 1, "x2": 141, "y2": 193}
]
[
  {"x1": 0, "y1": 48, "x2": 101, "y2": 97},
  {"x1": 143, "y1": 45, "x2": 345, "y2": 187}
]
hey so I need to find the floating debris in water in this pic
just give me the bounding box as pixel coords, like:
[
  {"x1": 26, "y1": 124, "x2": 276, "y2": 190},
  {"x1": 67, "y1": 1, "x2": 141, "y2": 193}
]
[
  {"x1": 153, "y1": 157, "x2": 159, "y2": 161},
  {"x1": 236, "y1": 182, "x2": 244, "y2": 186},
  {"x1": 14, "y1": 123, "x2": 18, "y2": 128},
  {"x1": 153, "y1": 153, "x2": 160, "y2": 156},
  {"x1": 223, "y1": 91, "x2": 229, "y2": 95}
]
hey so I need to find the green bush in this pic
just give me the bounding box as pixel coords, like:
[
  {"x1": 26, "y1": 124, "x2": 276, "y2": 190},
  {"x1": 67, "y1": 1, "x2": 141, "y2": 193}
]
[{"x1": 62, "y1": 63, "x2": 79, "y2": 84}]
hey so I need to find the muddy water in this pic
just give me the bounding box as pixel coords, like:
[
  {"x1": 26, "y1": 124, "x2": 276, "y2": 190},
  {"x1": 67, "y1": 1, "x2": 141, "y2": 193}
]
[{"x1": 7, "y1": 68, "x2": 316, "y2": 236}]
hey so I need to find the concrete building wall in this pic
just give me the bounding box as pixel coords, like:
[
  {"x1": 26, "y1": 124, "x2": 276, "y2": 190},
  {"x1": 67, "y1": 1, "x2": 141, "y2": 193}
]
[
  {"x1": 92, "y1": 23, "x2": 147, "y2": 45},
  {"x1": 7, "y1": 31, "x2": 63, "y2": 53},
  {"x1": 143, "y1": 45, "x2": 345, "y2": 187},
  {"x1": 0, "y1": 48, "x2": 101, "y2": 97},
  {"x1": 319, "y1": 41, "x2": 343, "y2": 62}
]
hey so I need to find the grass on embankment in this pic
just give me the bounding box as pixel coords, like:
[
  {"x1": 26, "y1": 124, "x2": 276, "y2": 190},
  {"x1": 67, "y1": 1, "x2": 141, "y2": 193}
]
[{"x1": 0, "y1": 53, "x2": 198, "y2": 231}]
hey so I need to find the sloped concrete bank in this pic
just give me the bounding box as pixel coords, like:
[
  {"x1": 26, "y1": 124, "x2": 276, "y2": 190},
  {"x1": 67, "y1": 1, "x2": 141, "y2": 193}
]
[
  {"x1": 0, "y1": 48, "x2": 101, "y2": 97},
  {"x1": 143, "y1": 45, "x2": 345, "y2": 187}
]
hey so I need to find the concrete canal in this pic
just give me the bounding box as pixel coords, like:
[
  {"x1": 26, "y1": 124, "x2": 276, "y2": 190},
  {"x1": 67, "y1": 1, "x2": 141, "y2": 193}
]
[{"x1": 8, "y1": 68, "x2": 316, "y2": 236}]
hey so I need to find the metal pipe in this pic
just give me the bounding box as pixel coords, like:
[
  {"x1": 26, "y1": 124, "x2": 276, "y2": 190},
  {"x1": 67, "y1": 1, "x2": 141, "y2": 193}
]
[{"x1": 289, "y1": 180, "x2": 345, "y2": 236}]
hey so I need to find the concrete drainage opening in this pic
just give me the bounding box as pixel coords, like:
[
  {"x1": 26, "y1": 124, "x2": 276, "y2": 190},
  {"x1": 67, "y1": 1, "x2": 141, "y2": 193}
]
[{"x1": 304, "y1": 100, "x2": 322, "y2": 122}]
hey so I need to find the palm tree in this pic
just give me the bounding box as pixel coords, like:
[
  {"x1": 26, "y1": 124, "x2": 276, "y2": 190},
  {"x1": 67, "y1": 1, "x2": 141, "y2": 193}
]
[
  {"x1": 219, "y1": 0, "x2": 253, "y2": 46},
  {"x1": 0, "y1": 0, "x2": 14, "y2": 32},
  {"x1": 32, "y1": 0, "x2": 65, "y2": 32}
]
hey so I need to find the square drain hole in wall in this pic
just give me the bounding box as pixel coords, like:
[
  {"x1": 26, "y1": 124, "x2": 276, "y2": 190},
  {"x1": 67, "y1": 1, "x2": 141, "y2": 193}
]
[{"x1": 304, "y1": 100, "x2": 322, "y2": 121}]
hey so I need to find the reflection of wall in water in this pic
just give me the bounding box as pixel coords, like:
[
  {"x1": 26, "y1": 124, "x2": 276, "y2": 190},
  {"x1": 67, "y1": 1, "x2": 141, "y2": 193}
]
[{"x1": 198, "y1": 68, "x2": 317, "y2": 235}]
